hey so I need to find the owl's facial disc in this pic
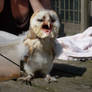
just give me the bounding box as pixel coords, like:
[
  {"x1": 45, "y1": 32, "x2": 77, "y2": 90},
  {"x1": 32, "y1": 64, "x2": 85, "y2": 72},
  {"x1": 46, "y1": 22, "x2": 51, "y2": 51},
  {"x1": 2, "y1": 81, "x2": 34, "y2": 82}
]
[
  {"x1": 30, "y1": 10, "x2": 60, "y2": 38},
  {"x1": 41, "y1": 23, "x2": 52, "y2": 34}
]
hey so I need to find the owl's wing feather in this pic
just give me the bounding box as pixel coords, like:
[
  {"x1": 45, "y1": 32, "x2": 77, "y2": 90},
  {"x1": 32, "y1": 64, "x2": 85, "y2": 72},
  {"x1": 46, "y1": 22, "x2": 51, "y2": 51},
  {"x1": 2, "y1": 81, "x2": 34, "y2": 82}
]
[{"x1": 27, "y1": 28, "x2": 37, "y2": 39}]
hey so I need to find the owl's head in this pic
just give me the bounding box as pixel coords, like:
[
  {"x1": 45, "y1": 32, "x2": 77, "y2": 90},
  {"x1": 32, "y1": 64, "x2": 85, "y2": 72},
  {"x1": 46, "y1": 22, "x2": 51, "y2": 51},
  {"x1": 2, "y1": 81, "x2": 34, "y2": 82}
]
[{"x1": 30, "y1": 10, "x2": 60, "y2": 38}]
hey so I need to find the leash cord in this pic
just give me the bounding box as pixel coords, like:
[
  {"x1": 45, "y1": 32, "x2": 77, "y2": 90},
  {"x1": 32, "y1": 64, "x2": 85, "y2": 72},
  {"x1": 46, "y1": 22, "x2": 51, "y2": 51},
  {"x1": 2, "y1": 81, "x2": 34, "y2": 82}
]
[{"x1": 0, "y1": 52, "x2": 20, "y2": 67}]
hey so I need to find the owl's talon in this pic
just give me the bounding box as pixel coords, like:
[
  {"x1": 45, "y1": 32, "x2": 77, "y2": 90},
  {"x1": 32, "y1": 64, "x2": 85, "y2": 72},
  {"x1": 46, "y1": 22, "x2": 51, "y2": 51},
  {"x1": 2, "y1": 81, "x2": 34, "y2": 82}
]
[
  {"x1": 17, "y1": 75, "x2": 33, "y2": 85},
  {"x1": 45, "y1": 74, "x2": 57, "y2": 83}
]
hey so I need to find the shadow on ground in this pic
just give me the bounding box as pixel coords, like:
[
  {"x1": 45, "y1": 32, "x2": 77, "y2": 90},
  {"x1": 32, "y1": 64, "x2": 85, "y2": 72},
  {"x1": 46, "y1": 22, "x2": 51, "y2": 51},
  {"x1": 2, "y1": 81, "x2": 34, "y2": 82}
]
[{"x1": 51, "y1": 63, "x2": 87, "y2": 78}]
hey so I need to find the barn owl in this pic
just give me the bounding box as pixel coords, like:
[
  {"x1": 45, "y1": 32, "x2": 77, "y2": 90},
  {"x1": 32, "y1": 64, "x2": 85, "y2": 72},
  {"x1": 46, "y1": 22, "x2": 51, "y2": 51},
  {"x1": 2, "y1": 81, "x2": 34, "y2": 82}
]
[{"x1": 18, "y1": 9, "x2": 60, "y2": 83}]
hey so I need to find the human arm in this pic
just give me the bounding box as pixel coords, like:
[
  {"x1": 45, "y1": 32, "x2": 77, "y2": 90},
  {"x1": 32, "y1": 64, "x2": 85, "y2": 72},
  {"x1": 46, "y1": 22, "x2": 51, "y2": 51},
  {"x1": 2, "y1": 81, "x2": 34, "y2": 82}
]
[
  {"x1": 0, "y1": 0, "x2": 4, "y2": 13},
  {"x1": 29, "y1": 0, "x2": 51, "y2": 12}
]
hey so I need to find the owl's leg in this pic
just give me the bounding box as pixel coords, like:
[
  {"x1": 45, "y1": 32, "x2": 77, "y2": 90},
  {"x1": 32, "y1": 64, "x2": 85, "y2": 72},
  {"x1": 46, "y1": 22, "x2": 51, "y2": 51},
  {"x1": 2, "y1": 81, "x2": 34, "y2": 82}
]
[
  {"x1": 44, "y1": 64, "x2": 57, "y2": 83},
  {"x1": 45, "y1": 74, "x2": 57, "y2": 83},
  {"x1": 18, "y1": 55, "x2": 34, "y2": 83}
]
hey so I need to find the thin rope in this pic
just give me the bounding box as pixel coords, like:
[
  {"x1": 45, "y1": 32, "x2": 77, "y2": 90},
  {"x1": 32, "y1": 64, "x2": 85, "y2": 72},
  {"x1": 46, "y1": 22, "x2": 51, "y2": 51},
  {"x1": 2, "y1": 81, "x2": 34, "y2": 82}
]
[{"x1": 0, "y1": 52, "x2": 20, "y2": 67}]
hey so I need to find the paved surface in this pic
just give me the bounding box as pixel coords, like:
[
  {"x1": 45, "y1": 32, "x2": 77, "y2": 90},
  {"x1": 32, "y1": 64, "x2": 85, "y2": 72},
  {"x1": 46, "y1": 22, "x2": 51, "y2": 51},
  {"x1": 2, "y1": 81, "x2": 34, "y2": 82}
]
[{"x1": 0, "y1": 59, "x2": 92, "y2": 92}]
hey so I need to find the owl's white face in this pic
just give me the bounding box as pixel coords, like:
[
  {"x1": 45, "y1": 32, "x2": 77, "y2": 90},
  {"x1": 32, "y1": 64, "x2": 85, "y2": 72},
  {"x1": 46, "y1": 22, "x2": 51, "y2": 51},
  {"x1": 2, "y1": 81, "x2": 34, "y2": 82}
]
[{"x1": 30, "y1": 10, "x2": 60, "y2": 38}]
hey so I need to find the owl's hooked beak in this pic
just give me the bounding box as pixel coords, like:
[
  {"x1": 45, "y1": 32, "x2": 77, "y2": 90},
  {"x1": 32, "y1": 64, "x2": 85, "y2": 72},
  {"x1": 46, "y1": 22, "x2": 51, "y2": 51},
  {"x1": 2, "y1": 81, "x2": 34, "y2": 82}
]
[{"x1": 41, "y1": 22, "x2": 52, "y2": 34}]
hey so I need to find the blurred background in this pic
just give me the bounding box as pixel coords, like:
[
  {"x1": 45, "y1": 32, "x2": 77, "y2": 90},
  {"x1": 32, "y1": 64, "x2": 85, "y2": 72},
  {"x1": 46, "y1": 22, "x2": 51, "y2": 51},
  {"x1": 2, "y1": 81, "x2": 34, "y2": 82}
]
[{"x1": 51, "y1": 0, "x2": 92, "y2": 36}]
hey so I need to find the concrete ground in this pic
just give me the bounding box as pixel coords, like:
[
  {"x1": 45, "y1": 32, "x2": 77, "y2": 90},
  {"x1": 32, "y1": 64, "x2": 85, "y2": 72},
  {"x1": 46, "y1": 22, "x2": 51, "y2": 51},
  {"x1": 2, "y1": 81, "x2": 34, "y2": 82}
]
[{"x1": 0, "y1": 59, "x2": 92, "y2": 92}]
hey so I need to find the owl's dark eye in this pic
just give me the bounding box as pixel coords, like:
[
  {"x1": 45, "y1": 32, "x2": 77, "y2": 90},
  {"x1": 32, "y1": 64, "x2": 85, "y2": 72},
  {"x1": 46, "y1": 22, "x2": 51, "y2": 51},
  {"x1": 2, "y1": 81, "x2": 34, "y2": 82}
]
[
  {"x1": 51, "y1": 18, "x2": 55, "y2": 23},
  {"x1": 37, "y1": 19, "x2": 43, "y2": 22},
  {"x1": 50, "y1": 15, "x2": 55, "y2": 23}
]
